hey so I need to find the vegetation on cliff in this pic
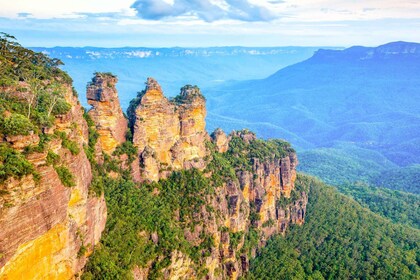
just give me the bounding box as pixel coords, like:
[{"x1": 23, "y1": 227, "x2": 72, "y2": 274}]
[
  {"x1": 0, "y1": 34, "x2": 76, "y2": 184},
  {"x1": 82, "y1": 129, "x2": 304, "y2": 279}
]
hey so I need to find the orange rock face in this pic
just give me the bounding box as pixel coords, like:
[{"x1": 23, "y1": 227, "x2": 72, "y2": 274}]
[
  {"x1": 0, "y1": 84, "x2": 107, "y2": 280},
  {"x1": 87, "y1": 73, "x2": 127, "y2": 155},
  {"x1": 211, "y1": 128, "x2": 229, "y2": 153},
  {"x1": 130, "y1": 78, "x2": 208, "y2": 181}
]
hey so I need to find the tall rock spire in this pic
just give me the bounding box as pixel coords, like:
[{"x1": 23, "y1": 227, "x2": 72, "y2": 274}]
[{"x1": 86, "y1": 73, "x2": 127, "y2": 154}]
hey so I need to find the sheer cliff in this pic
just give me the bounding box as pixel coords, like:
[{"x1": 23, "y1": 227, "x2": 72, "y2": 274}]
[
  {"x1": 86, "y1": 72, "x2": 127, "y2": 156},
  {"x1": 0, "y1": 37, "x2": 107, "y2": 279}
]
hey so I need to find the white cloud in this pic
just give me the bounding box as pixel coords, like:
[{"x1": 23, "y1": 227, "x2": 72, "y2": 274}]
[
  {"x1": 0, "y1": 0, "x2": 419, "y2": 22},
  {"x1": 0, "y1": 0, "x2": 137, "y2": 19},
  {"x1": 0, "y1": 0, "x2": 419, "y2": 47}
]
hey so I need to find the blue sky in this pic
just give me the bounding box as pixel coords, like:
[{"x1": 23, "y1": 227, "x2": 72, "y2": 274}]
[{"x1": 0, "y1": 0, "x2": 419, "y2": 47}]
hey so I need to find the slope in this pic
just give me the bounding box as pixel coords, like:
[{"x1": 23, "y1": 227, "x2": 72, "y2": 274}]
[
  {"x1": 248, "y1": 175, "x2": 420, "y2": 279},
  {"x1": 206, "y1": 42, "x2": 420, "y2": 168}
]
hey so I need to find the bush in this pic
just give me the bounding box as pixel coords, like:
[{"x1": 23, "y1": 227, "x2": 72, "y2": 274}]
[
  {"x1": 55, "y1": 131, "x2": 80, "y2": 155},
  {"x1": 46, "y1": 150, "x2": 60, "y2": 166},
  {"x1": 55, "y1": 166, "x2": 76, "y2": 187},
  {"x1": 2, "y1": 113, "x2": 34, "y2": 136},
  {"x1": 0, "y1": 144, "x2": 34, "y2": 183}
]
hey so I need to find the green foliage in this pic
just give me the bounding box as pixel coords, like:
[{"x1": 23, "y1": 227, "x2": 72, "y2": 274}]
[
  {"x1": 84, "y1": 170, "x2": 217, "y2": 278},
  {"x1": 46, "y1": 150, "x2": 60, "y2": 166},
  {"x1": 241, "y1": 228, "x2": 260, "y2": 257},
  {"x1": 298, "y1": 146, "x2": 420, "y2": 195},
  {"x1": 248, "y1": 237, "x2": 308, "y2": 280},
  {"x1": 226, "y1": 131, "x2": 294, "y2": 171},
  {"x1": 1, "y1": 113, "x2": 34, "y2": 136},
  {"x1": 55, "y1": 131, "x2": 80, "y2": 155},
  {"x1": 0, "y1": 143, "x2": 34, "y2": 183},
  {"x1": 0, "y1": 34, "x2": 72, "y2": 137},
  {"x1": 229, "y1": 231, "x2": 244, "y2": 249},
  {"x1": 55, "y1": 166, "x2": 76, "y2": 187},
  {"x1": 113, "y1": 141, "x2": 137, "y2": 164},
  {"x1": 82, "y1": 110, "x2": 99, "y2": 165},
  {"x1": 77, "y1": 245, "x2": 87, "y2": 258},
  {"x1": 0, "y1": 33, "x2": 71, "y2": 86},
  {"x1": 336, "y1": 183, "x2": 420, "y2": 229},
  {"x1": 249, "y1": 174, "x2": 420, "y2": 279},
  {"x1": 372, "y1": 164, "x2": 420, "y2": 194}
]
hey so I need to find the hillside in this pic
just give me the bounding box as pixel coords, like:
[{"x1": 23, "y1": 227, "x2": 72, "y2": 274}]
[
  {"x1": 206, "y1": 42, "x2": 420, "y2": 169},
  {"x1": 335, "y1": 183, "x2": 420, "y2": 229},
  {"x1": 248, "y1": 175, "x2": 420, "y2": 279},
  {"x1": 1, "y1": 36, "x2": 308, "y2": 279}
]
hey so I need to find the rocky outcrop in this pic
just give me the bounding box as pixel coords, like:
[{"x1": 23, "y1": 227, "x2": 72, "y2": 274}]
[
  {"x1": 210, "y1": 128, "x2": 229, "y2": 153},
  {"x1": 130, "y1": 128, "x2": 306, "y2": 280},
  {"x1": 0, "y1": 84, "x2": 106, "y2": 279},
  {"x1": 202, "y1": 130, "x2": 306, "y2": 279},
  {"x1": 87, "y1": 73, "x2": 127, "y2": 155},
  {"x1": 129, "y1": 78, "x2": 208, "y2": 181}
]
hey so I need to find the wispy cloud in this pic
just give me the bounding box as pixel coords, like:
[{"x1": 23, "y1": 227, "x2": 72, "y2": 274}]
[
  {"x1": 0, "y1": 0, "x2": 419, "y2": 47},
  {"x1": 130, "y1": 0, "x2": 277, "y2": 22}
]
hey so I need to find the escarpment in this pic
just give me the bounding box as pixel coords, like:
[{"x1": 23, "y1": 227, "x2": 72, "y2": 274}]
[
  {"x1": 0, "y1": 37, "x2": 307, "y2": 280},
  {"x1": 128, "y1": 78, "x2": 208, "y2": 182},
  {"x1": 83, "y1": 76, "x2": 306, "y2": 279},
  {"x1": 87, "y1": 73, "x2": 127, "y2": 155},
  {"x1": 0, "y1": 82, "x2": 106, "y2": 279}
]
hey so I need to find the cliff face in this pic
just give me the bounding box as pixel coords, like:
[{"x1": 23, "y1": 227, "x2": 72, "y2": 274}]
[
  {"x1": 198, "y1": 130, "x2": 306, "y2": 279},
  {"x1": 87, "y1": 73, "x2": 127, "y2": 155},
  {"x1": 91, "y1": 79, "x2": 306, "y2": 279},
  {"x1": 0, "y1": 84, "x2": 106, "y2": 279},
  {"x1": 129, "y1": 78, "x2": 207, "y2": 181}
]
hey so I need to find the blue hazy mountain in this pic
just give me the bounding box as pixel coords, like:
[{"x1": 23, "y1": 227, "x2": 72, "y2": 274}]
[
  {"x1": 31, "y1": 46, "x2": 324, "y2": 109},
  {"x1": 205, "y1": 42, "x2": 420, "y2": 193},
  {"x1": 206, "y1": 42, "x2": 420, "y2": 170}
]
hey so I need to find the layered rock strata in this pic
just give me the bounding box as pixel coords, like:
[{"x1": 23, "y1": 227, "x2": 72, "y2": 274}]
[
  {"x1": 0, "y1": 84, "x2": 107, "y2": 280},
  {"x1": 87, "y1": 73, "x2": 127, "y2": 155},
  {"x1": 130, "y1": 129, "x2": 307, "y2": 280},
  {"x1": 130, "y1": 78, "x2": 208, "y2": 181}
]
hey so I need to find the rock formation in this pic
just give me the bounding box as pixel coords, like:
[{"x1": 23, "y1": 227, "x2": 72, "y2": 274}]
[
  {"x1": 87, "y1": 73, "x2": 127, "y2": 155},
  {"x1": 210, "y1": 128, "x2": 229, "y2": 153},
  {"x1": 0, "y1": 83, "x2": 106, "y2": 279},
  {"x1": 129, "y1": 78, "x2": 208, "y2": 181},
  {"x1": 0, "y1": 73, "x2": 306, "y2": 280},
  {"x1": 201, "y1": 130, "x2": 306, "y2": 278},
  {"x1": 128, "y1": 128, "x2": 306, "y2": 280}
]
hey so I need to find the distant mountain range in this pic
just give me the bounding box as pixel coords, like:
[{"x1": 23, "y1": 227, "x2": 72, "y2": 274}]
[
  {"x1": 31, "y1": 42, "x2": 420, "y2": 191},
  {"x1": 206, "y1": 42, "x2": 420, "y2": 171},
  {"x1": 30, "y1": 46, "x2": 328, "y2": 108},
  {"x1": 203, "y1": 41, "x2": 420, "y2": 192}
]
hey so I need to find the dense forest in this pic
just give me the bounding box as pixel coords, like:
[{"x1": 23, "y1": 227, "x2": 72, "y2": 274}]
[
  {"x1": 248, "y1": 175, "x2": 420, "y2": 279},
  {"x1": 336, "y1": 183, "x2": 419, "y2": 229},
  {"x1": 299, "y1": 147, "x2": 420, "y2": 195}
]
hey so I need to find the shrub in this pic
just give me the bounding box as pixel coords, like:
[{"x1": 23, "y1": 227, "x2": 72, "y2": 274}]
[
  {"x1": 56, "y1": 131, "x2": 80, "y2": 155},
  {"x1": 55, "y1": 166, "x2": 76, "y2": 187},
  {"x1": 2, "y1": 113, "x2": 34, "y2": 136},
  {"x1": 46, "y1": 150, "x2": 60, "y2": 166},
  {"x1": 0, "y1": 144, "x2": 34, "y2": 183}
]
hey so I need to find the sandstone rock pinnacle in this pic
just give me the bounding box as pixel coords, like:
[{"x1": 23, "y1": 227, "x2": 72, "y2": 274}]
[{"x1": 87, "y1": 72, "x2": 127, "y2": 154}]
